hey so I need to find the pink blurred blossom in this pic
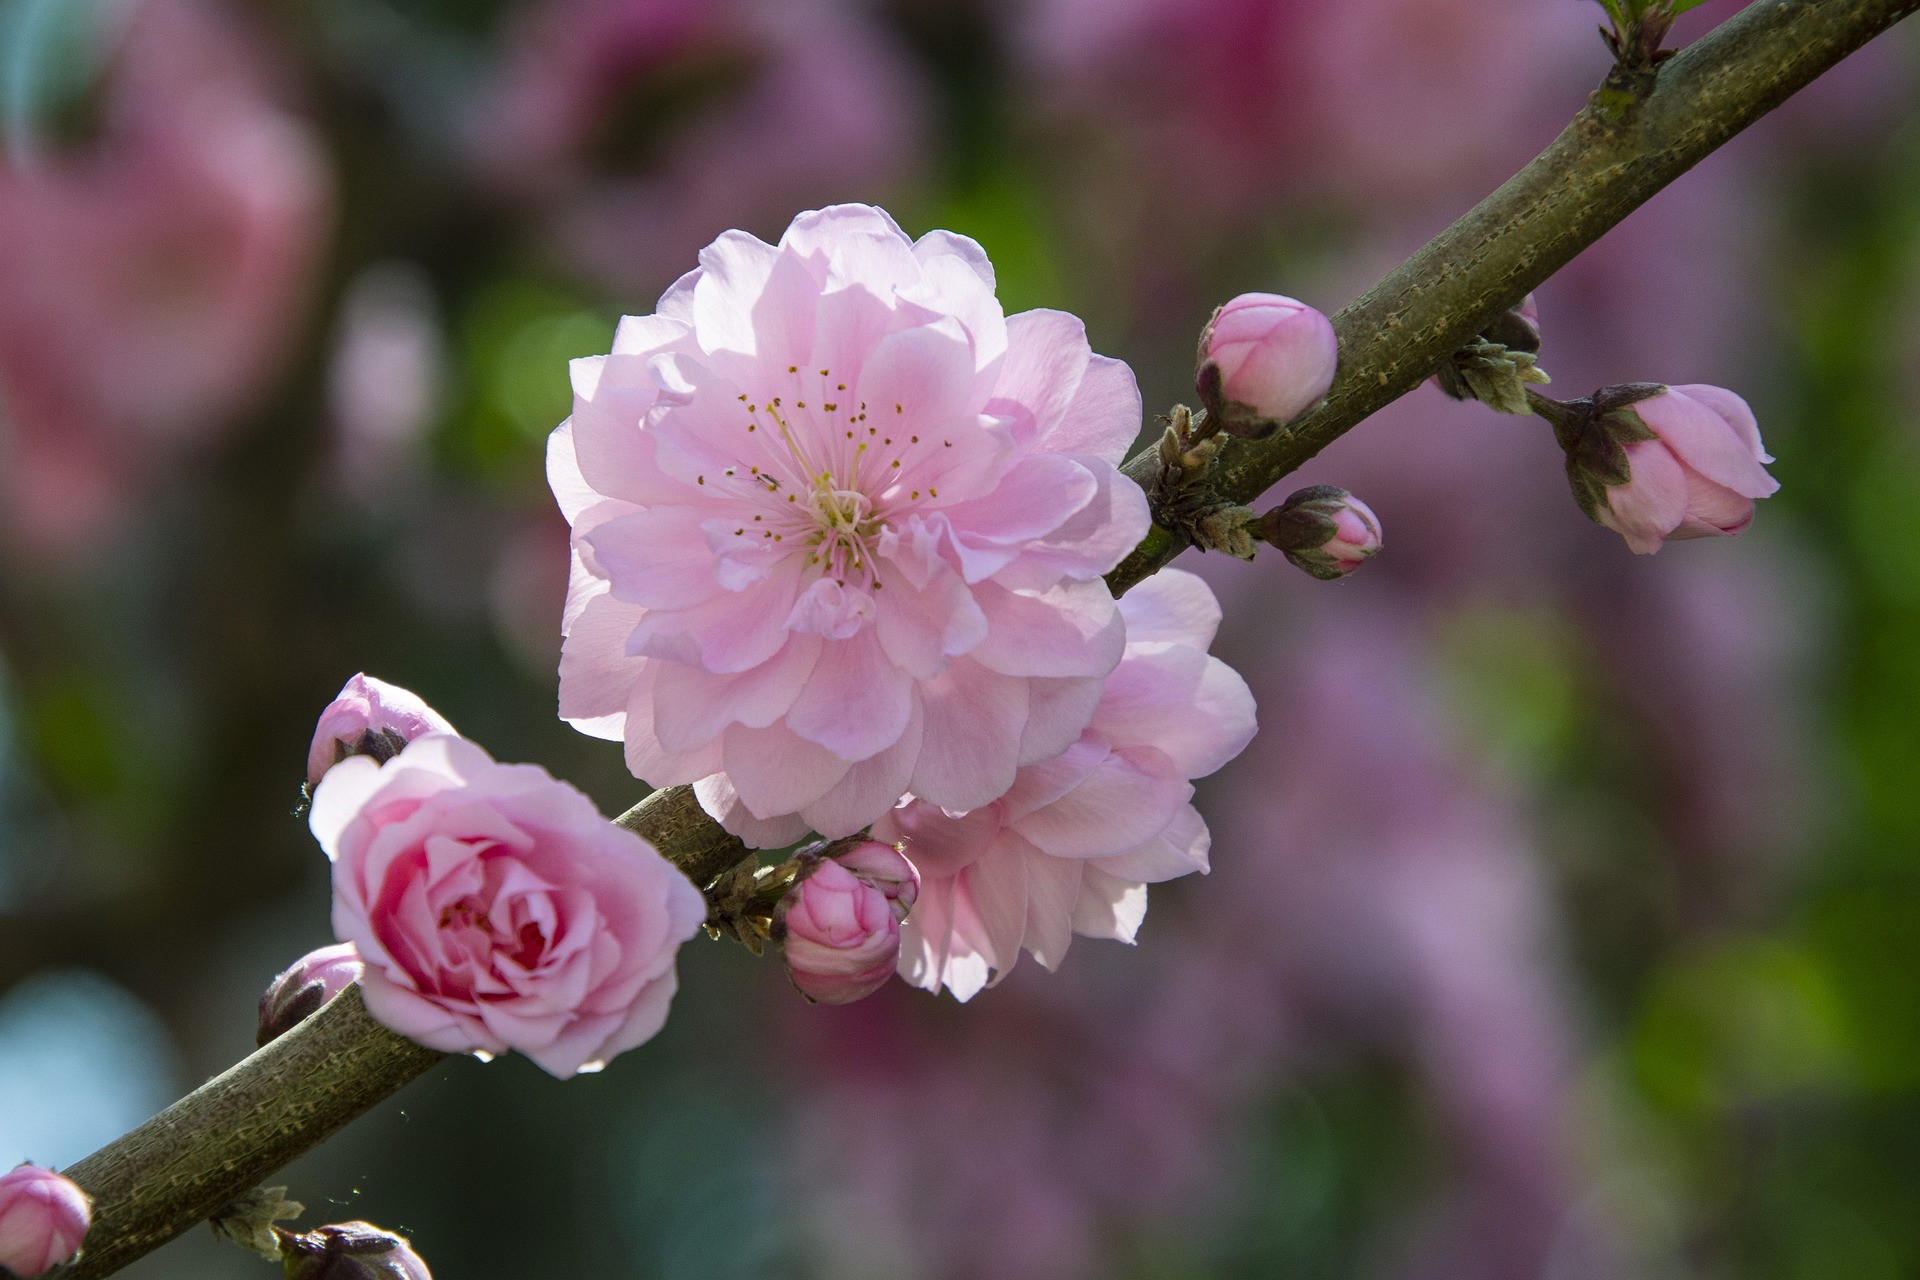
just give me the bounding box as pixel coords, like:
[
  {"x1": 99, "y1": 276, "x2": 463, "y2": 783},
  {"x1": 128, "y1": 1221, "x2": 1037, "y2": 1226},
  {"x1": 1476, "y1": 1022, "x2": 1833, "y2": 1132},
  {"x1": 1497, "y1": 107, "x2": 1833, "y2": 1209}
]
[
  {"x1": 0, "y1": 1165, "x2": 90, "y2": 1278},
  {"x1": 875, "y1": 569, "x2": 1255, "y2": 1000},
  {"x1": 0, "y1": 0, "x2": 329, "y2": 557},
  {"x1": 312, "y1": 735, "x2": 706, "y2": 1077},
  {"x1": 471, "y1": 0, "x2": 926, "y2": 296},
  {"x1": 307, "y1": 673, "x2": 458, "y2": 788},
  {"x1": 550, "y1": 204, "x2": 1150, "y2": 841}
]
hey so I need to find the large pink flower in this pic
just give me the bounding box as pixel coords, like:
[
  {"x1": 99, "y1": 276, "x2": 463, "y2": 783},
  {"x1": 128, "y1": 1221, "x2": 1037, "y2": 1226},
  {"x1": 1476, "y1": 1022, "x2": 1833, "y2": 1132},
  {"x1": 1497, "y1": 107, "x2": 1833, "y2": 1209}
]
[
  {"x1": 312, "y1": 735, "x2": 706, "y2": 1078},
  {"x1": 551, "y1": 204, "x2": 1151, "y2": 843},
  {"x1": 874, "y1": 570, "x2": 1256, "y2": 1000}
]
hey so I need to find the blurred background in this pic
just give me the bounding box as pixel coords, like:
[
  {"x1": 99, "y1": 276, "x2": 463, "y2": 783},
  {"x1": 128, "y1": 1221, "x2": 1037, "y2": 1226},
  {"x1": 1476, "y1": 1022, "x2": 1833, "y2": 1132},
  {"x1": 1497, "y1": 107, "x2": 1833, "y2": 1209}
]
[{"x1": 1, "y1": 0, "x2": 1916, "y2": 1275}]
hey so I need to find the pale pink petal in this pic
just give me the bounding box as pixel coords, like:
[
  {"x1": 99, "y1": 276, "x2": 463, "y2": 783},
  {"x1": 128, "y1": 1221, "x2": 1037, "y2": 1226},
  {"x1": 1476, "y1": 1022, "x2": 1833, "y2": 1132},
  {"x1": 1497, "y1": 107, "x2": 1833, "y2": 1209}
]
[
  {"x1": 721, "y1": 722, "x2": 853, "y2": 818},
  {"x1": 800, "y1": 699, "x2": 925, "y2": 838},
  {"x1": 1116, "y1": 566, "x2": 1222, "y2": 649},
  {"x1": 1016, "y1": 675, "x2": 1106, "y2": 766},
  {"x1": 969, "y1": 579, "x2": 1126, "y2": 679},
  {"x1": 1601, "y1": 439, "x2": 1691, "y2": 554},
  {"x1": 1013, "y1": 751, "x2": 1191, "y2": 860},
  {"x1": 695, "y1": 774, "x2": 813, "y2": 849},
  {"x1": 1069, "y1": 867, "x2": 1150, "y2": 943},
  {"x1": 1641, "y1": 386, "x2": 1778, "y2": 498},
  {"x1": 784, "y1": 629, "x2": 915, "y2": 761},
  {"x1": 1022, "y1": 853, "x2": 1085, "y2": 971},
  {"x1": 651, "y1": 636, "x2": 822, "y2": 750},
  {"x1": 909, "y1": 658, "x2": 1028, "y2": 811},
  {"x1": 1046, "y1": 353, "x2": 1143, "y2": 463}
]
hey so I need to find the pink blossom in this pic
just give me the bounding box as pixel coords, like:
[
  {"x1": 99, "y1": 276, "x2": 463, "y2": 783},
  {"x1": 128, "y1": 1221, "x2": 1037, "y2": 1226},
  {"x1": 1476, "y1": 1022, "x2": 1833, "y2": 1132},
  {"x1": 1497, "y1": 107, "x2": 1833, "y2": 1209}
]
[
  {"x1": 1199, "y1": 292, "x2": 1338, "y2": 429},
  {"x1": 551, "y1": 204, "x2": 1151, "y2": 843},
  {"x1": 0, "y1": 1165, "x2": 90, "y2": 1278},
  {"x1": 472, "y1": 0, "x2": 925, "y2": 295},
  {"x1": 257, "y1": 941, "x2": 365, "y2": 1046},
  {"x1": 1598, "y1": 384, "x2": 1778, "y2": 554},
  {"x1": 308, "y1": 674, "x2": 458, "y2": 787},
  {"x1": 0, "y1": 0, "x2": 328, "y2": 557},
  {"x1": 874, "y1": 570, "x2": 1255, "y2": 1000},
  {"x1": 311, "y1": 735, "x2": 706, "y2": 1078},
  {"x1": 780, "y1": 844, "x2": 917, "y2": 1004}
]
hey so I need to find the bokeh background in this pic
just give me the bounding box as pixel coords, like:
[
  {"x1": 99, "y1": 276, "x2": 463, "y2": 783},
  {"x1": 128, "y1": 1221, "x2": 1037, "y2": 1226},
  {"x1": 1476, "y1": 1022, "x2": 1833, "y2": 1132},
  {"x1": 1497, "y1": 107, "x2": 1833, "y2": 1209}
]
[{"x1": 2, "y1": 0, "x2": 1917, "y2": 1276}]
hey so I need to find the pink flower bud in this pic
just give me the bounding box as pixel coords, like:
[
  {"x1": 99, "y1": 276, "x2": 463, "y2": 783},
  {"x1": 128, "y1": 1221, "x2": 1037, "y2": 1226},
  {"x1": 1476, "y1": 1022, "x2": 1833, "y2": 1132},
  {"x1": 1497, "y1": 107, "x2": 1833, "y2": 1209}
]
[
  {"x1": 778, "y1": 849, "x2": 910, "y2": 1005},
  {"x1": 258, "y1": 942, "x2": 365, "y2": 1047},
  {"x1": 281, "y1": 1221, "x2": 432, "y2": 1280},
  {"x1": 307, "y1": 674, "x2": 457, "y2": 787},
  {"x1": 1254, "y1": 486, "x2": 1382, "y2": 579},
  {"x1": 1197, "y1": 292, "x2": 1338, "y2": 434},
  {"x1": 1593, "y1": 384, "x2": 1779, "y2": 554},
  {"x1": 0, "y1": 1165, "x2": 91, "y2": 1278},
  {"x1": 832, "y1": 840, "x2": 919, "y2": 921}
]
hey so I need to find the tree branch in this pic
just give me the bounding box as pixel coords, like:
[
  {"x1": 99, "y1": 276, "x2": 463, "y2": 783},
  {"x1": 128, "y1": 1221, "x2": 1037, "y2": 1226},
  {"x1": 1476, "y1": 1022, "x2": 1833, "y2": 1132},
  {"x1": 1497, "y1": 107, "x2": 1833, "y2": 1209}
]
[
  {"x1": 1106, "y1": 0, "x2": 1920, "y2": 594},
  {"x1": 52, "y1": 1, "x2": 1916, "y2": 1272}
]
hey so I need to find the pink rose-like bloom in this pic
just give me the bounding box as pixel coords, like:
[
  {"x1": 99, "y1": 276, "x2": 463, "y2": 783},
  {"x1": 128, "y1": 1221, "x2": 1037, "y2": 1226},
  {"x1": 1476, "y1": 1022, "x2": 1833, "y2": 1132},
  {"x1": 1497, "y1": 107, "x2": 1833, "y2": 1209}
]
[
  {"x1": 308, "y1": 674, "x2": 459, "y2": 787},
  {"x1": 1200, "y1": 293, "x2": 1338, "y2": 427},
  {"x1": 780, "y1": 843, "x2": 918, "y2": 1004},
  {"x1": 551, "y1": 204, "x2": 1151, "y2": 845},
  {"x1": 0, "y1": 1165, "x2": 90, "y2": 1278},
  {"x1": 1600, "y1": 384, "x2": 1779, "y2": 554},
  {"x1": 875, "y1": 570, "x2": 1256, "y2": 1000},
  {"x1": 312, "y1": 736, "x2": 706, "y2": 1078},
  {"x1": 257, "y1": 941, "x2": 365, "y2": 1046}
]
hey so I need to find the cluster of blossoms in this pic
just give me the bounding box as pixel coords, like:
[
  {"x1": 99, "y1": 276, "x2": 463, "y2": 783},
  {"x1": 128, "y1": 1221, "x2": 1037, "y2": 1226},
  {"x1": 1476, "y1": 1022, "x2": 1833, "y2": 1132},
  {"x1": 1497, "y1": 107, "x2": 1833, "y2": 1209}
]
[
  {"x1": 273, "y1": 206, "x2": 1783, "y2": 1074},
  {"x1": 549, "y1": 204, "x2": 1265, "y2": 1002}
]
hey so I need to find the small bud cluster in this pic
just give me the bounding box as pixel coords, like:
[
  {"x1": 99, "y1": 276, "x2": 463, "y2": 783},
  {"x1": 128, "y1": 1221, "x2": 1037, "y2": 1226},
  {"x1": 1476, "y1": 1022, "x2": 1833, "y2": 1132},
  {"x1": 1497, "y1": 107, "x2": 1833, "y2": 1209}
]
[{"x1": 1432, "y1": 295, "x2": 1549, "y2": 414}]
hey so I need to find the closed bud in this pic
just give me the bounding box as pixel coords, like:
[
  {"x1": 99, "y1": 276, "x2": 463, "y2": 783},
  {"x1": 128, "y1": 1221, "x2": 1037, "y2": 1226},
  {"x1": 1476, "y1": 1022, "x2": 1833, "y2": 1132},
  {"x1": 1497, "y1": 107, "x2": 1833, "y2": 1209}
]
[
  {"x1": 307, "y1": 675, "x2": 456, "y2": 788},
  {"x1": 0, "y1": 1165, "x2": 90, "y2": 1278},
  {"x1": 258, "y1": 943, "x2": 364, "y2": 1047},
  {"x1": 281, "y1": 1222, "x2": 431, "y2": 1280},
  {"x1": 1253, "y1": 486, "x2": 1382, "y2": 579},
  {"x1": 833, "y1": 839, "x2": 919, "y2": 922},
  {"x1": 777, "y1": 846, "x2": 912, "y2": 1005},
  {"x1": 1196, "y1": 293, "x2": 1338, "y2": 438}
]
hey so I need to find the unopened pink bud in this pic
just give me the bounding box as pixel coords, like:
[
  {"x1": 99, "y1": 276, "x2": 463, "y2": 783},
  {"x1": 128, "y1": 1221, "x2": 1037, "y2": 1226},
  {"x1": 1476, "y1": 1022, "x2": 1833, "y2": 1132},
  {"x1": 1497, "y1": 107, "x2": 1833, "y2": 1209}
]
[
  {"x1": 1321, "y1": 497, "x2": 1384, "y2": 574},
  {"x1": 307, "y1": 674, "x2": 456, "y2": 787},
  {"x1": 0, "y1": 1165, "x2": 90, "y2": 1278},
  {"x1": 832, "y1": 840, "x2": 919, "y2": 921},
  {"x1": 1197, "y1": 292, "x2": 1338, "y2": 435},
  {"x1": 258, "y1": 942, "x2": 365, "y2": 1047},
  {"x1": 778, "y1": 851, "x2": 907, "y2": 1005},
  {"x1": 1254, "y1": 486, "x2": 1382, "y2": 580}
]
